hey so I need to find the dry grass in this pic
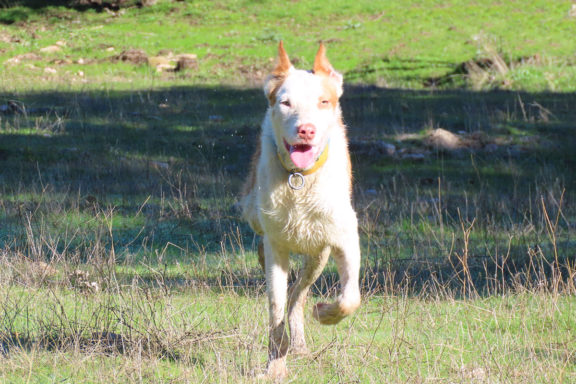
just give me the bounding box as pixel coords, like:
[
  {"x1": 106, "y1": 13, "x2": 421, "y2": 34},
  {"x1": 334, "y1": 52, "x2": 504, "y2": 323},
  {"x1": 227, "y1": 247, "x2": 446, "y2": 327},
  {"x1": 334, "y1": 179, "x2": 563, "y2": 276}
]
[{"x1": 0, "y1": 255, "x2": 574, "y2": 383}]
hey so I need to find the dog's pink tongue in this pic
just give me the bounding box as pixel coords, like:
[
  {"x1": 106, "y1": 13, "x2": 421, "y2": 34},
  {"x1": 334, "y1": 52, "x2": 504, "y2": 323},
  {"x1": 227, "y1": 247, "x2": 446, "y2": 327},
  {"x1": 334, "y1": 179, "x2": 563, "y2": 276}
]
[{"x1": 290, "y1": 145, "x2": 315, "y2": 170}]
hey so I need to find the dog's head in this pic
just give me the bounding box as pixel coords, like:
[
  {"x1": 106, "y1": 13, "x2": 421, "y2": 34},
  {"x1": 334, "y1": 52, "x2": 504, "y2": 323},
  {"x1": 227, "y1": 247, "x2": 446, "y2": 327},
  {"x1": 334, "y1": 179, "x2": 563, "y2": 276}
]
[{"x1": 264, "y1": 42, "x2": 343, "y2": 172}]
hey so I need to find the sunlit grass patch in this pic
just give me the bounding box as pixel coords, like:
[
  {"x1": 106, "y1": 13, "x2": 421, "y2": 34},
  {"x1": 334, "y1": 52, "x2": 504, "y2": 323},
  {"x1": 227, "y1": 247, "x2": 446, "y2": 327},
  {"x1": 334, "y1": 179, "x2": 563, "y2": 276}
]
[
  {"x1": 1, "y1": 0, "x2": 576, "y2": 90},
  {"x1": 1, "y1": 282, "x2": 573, "y2": 383}
]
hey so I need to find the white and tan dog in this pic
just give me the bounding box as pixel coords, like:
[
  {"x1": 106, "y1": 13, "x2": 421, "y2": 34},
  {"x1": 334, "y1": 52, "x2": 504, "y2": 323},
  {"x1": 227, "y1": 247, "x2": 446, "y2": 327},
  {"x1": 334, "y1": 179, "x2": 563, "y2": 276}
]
[{"x1": 242, "y1": 42, "x2": 361, "y2": 379}]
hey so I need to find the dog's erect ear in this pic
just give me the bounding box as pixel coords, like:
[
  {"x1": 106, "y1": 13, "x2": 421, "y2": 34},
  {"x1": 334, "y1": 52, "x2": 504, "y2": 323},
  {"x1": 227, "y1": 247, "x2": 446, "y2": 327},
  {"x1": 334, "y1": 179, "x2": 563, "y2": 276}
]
[
  {"x1": 264, "y1": 41, "x2": 293, "y2": 105},
  {"x1": 313, "y1": 42, "x2": 343, "y2": 97},
  {"x1": 273, "y1": 41, "x2": 292, "y2": 76}
]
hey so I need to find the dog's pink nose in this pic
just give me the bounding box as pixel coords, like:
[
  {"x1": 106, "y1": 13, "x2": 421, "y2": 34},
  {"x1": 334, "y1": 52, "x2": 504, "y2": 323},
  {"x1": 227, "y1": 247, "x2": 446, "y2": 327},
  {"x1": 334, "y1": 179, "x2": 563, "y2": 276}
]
[{"x1": 297, "y1": 123, "x2": 316, "y2": 141}]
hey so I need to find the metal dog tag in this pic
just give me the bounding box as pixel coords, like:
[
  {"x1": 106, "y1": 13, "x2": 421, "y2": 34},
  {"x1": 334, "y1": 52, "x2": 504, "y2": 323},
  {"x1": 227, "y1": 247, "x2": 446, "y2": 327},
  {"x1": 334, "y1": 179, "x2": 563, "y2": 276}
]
[{"x1": 288, "y1": 172, "x2": 305, "y2": 190}]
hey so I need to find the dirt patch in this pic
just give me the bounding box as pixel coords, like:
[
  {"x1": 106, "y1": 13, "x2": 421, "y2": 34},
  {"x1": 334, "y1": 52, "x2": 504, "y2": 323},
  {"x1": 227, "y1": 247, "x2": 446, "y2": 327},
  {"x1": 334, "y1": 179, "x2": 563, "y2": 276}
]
[
  {"x1": 113, "y1": 49, "x2": 197, "y2": 72},
  {"x1": 115, "y1": 48, "x2": 148, "y2": 65},
  {"x1": 0, "y1": 32, "x2": 22, "y2": 43},
  {"x1": 4, "y1": 52, "x2": 42, "y2": 65},
  {"x1": 73, "y1": 0, "x2": 155, "y2": 10}
]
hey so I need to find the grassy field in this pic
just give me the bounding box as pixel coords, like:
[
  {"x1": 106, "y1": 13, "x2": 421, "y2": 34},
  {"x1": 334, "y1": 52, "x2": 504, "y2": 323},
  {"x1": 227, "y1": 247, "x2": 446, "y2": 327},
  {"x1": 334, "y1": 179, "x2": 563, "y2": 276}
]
[
  {"x1": 1, "y1": 1, "x2": 576, "y2": 383},
  {"x1": 1, "y1": 286, "x2": 575, "y2": 383},
  {"x1": 1, "y1": 0, "x2": 576, "y2": 90}
]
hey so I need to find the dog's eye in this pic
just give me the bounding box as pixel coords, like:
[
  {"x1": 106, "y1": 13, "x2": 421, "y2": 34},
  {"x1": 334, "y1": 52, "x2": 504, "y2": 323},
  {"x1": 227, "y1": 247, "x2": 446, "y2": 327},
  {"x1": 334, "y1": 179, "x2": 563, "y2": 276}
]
[
  {"x1": 321, "y1": 100, "x2": 330, "y2": 105},
  {"x1": 280, "y1": 100, "x2": 291, "y2": 108}
]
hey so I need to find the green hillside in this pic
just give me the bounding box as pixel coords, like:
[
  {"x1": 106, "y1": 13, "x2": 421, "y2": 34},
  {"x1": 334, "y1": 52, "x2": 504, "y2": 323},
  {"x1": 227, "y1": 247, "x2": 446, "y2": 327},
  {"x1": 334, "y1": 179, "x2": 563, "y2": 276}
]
[{"x1": 1, "y1": 0, "x2": 575, "y2": 90}]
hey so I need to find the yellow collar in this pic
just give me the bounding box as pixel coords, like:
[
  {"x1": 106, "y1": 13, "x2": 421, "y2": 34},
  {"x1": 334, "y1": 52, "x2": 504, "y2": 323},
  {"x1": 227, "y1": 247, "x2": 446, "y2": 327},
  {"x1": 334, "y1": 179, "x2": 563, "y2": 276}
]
[{"x1": 277, "y1": 143, "x2": 329, "y2": 176}]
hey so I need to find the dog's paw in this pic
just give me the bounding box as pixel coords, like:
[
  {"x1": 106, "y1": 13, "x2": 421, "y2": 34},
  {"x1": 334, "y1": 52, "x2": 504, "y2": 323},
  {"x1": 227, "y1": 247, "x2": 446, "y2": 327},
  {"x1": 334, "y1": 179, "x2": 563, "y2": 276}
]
[
  {"x1": 265, "y1": 357, "x2": 288, "y2": 381},
  {"x1": 312, "y1": 302, "x2": 346, "y2": 325}
]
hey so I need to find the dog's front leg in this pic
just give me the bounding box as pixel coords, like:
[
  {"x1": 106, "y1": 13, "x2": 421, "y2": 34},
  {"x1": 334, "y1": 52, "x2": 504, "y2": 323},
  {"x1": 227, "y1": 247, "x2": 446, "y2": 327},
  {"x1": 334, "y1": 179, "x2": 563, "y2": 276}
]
[
  {"x1": 313, "y1": 227, "x2": 361, "y2": 325},
  {"x1": 287, "y1": 246, "x2": 331, "y2": 354},
  {"x1": 264, "y1": 236, "x2": 289, "y2": 379}
]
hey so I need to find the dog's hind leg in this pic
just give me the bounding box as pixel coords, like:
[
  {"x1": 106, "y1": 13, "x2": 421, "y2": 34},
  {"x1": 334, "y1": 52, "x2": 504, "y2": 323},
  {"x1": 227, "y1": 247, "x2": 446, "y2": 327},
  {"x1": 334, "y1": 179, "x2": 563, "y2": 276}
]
[
  {"x1": 257, "y1": 239, "x2": 265, "y2": 271},
  {"x1": 287, "y1": 246, "x2": 331, "y2": 354},
  {"x1": 264, "y1": 236, "x2": 290, "y2": 379}
]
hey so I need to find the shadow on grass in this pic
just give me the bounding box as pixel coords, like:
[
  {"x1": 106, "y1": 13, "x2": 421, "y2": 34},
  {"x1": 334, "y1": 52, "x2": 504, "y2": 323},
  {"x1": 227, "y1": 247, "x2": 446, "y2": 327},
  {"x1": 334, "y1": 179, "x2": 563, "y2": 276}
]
[
  {"x1": 2, "y1": 86, "x2": 574, "y2": 189},
  {"x1": 1, "y1": 85, "x2": 575, "y2": 294},
  {"x1": 0, "y1": 1, "x2": 142, "y2": 25},
  {"x1": 111, "y1": 243, "x2": 575, "y2": 298},
  {"x1": 0, "y1": 329, "x2": 207, "y2": 364}
]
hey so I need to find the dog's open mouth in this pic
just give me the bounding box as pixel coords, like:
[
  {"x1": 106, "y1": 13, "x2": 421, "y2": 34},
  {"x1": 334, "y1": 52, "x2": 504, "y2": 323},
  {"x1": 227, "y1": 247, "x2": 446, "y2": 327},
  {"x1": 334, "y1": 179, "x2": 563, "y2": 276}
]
[{"x1": 284, "y1": 140, "x2": 317, "y2": 170}]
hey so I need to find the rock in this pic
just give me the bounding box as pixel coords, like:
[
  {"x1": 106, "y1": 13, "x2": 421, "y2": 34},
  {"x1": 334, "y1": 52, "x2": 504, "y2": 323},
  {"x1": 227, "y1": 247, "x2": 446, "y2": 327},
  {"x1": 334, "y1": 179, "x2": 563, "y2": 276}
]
[
  {"x1": 150, "y1": 160, "x2": 169, "y2": 170},
  {"x1": 51, "y1": 58, "x2": 73, "y2": 65},
  {"x1": 80, "y1": 280, "x2": 100, "y2": 293},
  {"x1": 400, "y1": 152, "x2": 427, "y2": 162},
  {"x1": 175, "y1": 53, "x2": 198, "y2": 71},
  {"x1": 146, "y1": 53, "x2": 198, "y2": 72},
  {"x1": 44, "y1": 67, "x2": 57, "y2": 74},
  {"x1": 425, "y1": 128, "x2": 462, "y2": 150},
  {"x1": 69, "y1": 269, "x2": 89, "y2": 281},
  {"x1": 40, "y1": 45, "x2": 62, "y2": 54},
  {"x1": 4, "y1": 53, "x2": 41, "y2": 65},
  {"x1": 148, "y1": 56, "x2": 176, "y2": 72},
  {"x1": 116, "y1": 49, "x2": 148, "y2": 65},
  {"x1": 68, "y1": 269, "x2": 99, "y2": 293},
  {"x1": 376, "y1": 141, "x2": 396, "y2": 156},
  {"x1": 104, "y1": 7, "x2": 125, "y2": 17}
]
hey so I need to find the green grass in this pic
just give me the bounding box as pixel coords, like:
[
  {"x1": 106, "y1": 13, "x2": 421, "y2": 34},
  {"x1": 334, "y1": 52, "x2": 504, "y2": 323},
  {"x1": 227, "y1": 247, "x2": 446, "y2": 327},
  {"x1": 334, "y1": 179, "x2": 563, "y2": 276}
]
[
  {"x1": 1, "y1": 285, "x2": 574, "y2": 383},
  {"x1": 0, "y1": 1, "x2": 575, "y2": 382},
  {"x1": 1, "y1": 0, "x2": 576, "y2": 91}
]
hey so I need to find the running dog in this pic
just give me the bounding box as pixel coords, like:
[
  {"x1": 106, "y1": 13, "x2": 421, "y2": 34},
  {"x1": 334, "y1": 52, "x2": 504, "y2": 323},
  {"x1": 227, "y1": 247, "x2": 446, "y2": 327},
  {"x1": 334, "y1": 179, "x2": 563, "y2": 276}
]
[{"x1": 241, "y1": 42, "x2": 361, "y2": 379}]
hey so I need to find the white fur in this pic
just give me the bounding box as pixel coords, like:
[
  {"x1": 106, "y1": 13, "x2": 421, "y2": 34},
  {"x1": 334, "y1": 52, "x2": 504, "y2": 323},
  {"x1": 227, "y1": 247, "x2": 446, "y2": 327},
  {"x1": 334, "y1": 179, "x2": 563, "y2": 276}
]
[{"x1": 242, "y1": 47, "x2": 361, "y2": 379}]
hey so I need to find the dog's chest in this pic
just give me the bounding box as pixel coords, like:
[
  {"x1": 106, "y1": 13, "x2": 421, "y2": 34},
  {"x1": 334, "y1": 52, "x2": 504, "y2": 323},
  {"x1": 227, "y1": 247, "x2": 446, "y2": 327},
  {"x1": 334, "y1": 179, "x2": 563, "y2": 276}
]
[{"x1": 262, "y1": 182, "x2": 337, "y2": 253}]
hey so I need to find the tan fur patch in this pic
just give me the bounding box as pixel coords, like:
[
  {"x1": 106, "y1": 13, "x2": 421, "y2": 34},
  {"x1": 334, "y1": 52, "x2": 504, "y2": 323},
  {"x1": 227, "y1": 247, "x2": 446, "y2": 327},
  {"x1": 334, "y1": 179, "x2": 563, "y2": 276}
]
[
  {"x1": 313, "y1": 42, "x2": 331, "y2": 76},
  {"x1": 265, "y1": 75, "x2": 286, "y2": 106},
  {"x1": 318, "y1": 76, "x2": 339, "y2": 109},
  {"x1": 274, "y1": 41, "x2": 292, "y2": 76}
]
